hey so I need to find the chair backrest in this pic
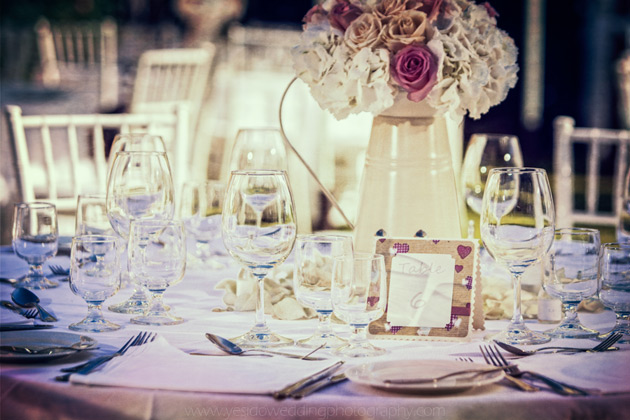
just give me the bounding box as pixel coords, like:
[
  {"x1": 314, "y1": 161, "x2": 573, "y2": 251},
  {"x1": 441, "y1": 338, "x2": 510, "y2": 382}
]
[
  {"x1": 6, "y1": 104, "x2": 190, "y2": 215},
  {"x1": 553, "y1": 116, "x2": 630, "y2": 228},
  {"x1": 35, "y1": 17, "x2": 119, "y2": 109},
  {"x1": 129, "y1": 45, "x2": 215, "y2": 133}
]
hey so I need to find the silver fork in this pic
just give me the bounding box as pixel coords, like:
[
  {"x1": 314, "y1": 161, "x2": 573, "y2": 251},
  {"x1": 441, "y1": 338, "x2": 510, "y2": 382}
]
[
  {"x1": 19, "y1": 308, "x2": 38, "y2": 319},
  {"x1": 480, "y1": 344, "x2": 599, "y2": 396},
  {"x1": 56, "y1": 331, "x2": 156, "y2": 381},
  {"x1": 459, "y1": 356, "x2": 539, "y2": 392},
  {"x1": 49, "y1": 265, "x2": 69, "y2": 276}
]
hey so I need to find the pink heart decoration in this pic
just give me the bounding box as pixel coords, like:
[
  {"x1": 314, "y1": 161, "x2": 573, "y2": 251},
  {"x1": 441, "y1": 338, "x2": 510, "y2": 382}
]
[
  {"x1": 457, "y1": 245, "x2": 472, "y2": 260},
  {"x1": 378, "y1": 238, "x2": 386, "y2": 243},
  {"x1": 393, "y1": 243, "x2": 410, "y2": 253},
  {"x1": 367, "y1": 296, "x2": 380, "y2": 306},
  {"x1": 455, "y1": 265, "x2": 463, "y2": 273},
  {"x1": 432, "y1": 240, "x2": 440, "y2": 244}
]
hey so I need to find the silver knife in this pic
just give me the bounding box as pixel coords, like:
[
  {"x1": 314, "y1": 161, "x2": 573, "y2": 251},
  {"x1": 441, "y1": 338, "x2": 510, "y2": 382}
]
[
  {"x1": 292, "y1": 373, "x2": 348, "y2": 398},
  {"x1": 273, "y1": 361, "x2": 344, "y2": 399},
  {"x1": 0, "y1": 324, "x2": 55, "y2": 331}
]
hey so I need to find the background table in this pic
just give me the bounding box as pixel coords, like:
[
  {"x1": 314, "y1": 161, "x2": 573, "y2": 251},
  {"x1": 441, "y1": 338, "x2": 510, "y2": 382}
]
[{"x1": 1, "y1": 247, "x2": 629, "y2": 420}]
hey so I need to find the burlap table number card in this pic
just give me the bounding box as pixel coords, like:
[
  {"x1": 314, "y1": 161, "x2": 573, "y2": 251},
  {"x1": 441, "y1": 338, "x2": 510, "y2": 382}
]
[{"x1": 369, "y1": 237, "x2": 483, "y2": 342}]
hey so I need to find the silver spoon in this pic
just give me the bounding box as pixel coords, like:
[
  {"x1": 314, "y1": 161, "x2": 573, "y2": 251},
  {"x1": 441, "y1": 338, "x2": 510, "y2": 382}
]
[
  {"x1": 11, "y1": 287, "x2": 58, "y2": 322},
  {"x1": 205, "y1": 333, "x2": 325, "y2": 360}
]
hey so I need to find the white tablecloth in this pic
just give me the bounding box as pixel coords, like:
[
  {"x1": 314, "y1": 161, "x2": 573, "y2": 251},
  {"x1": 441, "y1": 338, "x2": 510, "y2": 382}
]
[{"x1": 1, "y1": 247, "x2": 629, "y2": 420}]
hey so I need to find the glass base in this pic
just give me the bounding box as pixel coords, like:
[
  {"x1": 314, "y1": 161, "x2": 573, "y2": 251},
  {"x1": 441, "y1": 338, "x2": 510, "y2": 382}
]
[
  {"x1": 230, "y1": 328, "x2": 294, "y2": 349},
  {"x1": 545, "y1": 322, "x2": 599, "y2": 339},
  {"x1": 69, "y1": 318, "x2": 121, "y2": 333},
  {"x1": 131, "y1": 312, "x2": 183, "y2": 326},
  {"x1": 333, "y1": 341, "x2": 386, "y2": 358},
  {"x1": 487, "y1": 326, "x2": 551, "y2": 345},
  {"x1": 108, "y1": 289, "x2": 151, "y2": 314},
  {"x1": 297, "y1": 332, "x2": 347, "y2": 349},
  {"x1": 18, "y1": 276, "x2": 58, "y2": 290}
]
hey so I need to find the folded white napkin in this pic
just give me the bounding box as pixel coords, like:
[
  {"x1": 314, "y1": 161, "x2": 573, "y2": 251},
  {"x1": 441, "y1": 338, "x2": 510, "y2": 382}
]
[
  {"x1": 0, "y1": 306, "x2": 34, "y2": 327},
  {"x1": 70, "y1": 336, "x2": 341, "y2": 395}
]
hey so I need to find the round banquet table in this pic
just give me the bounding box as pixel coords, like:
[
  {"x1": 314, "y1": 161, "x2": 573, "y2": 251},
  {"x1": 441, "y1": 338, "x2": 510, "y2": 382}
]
[{"x1": 1, "y1": 246, "x2": 629, "y2": 420}]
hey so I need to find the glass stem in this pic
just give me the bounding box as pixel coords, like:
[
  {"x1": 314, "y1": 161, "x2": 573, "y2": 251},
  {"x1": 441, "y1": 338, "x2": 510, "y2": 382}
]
[
  {"x1": 29, "y1": 264, "x2": 44, "y2": 277},
  {"x1": 254, "y1": 275, "x2": 267, "y2": 329},
  {"x1": 146, "y1": 291, "x2": 165, "y2": 315},
  {"x1": 315, "y1": 310, "x2": 334, "y2": 335},
  {"x1": 561, "y1": 302, "x2": 578, "y2": 324},
  {"x1": 348, "y1": 324, "x2": 368, "y2": 347},
  {"x1": 86, "y1": 301, "x2": 104, "y2": 322},
  {"x1": 511, "y1": 272, "x2": 525, "y2": 326}
]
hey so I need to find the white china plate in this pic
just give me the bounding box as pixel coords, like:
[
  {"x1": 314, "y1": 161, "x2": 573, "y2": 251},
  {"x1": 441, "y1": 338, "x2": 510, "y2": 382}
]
[
  {"x1": 0, "y1": 330, "x2": 97, "y2": 363},
  {"x1": 345, "y1": 359, "x2": 505, "y2": 394}
]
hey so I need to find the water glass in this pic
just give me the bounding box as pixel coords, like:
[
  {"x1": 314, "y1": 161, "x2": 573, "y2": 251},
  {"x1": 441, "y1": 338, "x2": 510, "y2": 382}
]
[
  {"x1": 12, "y1": 202, "x2": 59, "y2": 289},
  {"x1": 599, "y1": 242, "x2": 630, "y2": 343},
  {"x1": 69, "y1": 235, "x2": 121, "y2": 332},
  {"x1": 480, "y1": 168, "x2": 555, "y2": 345},
  {"x1": 75, "y1": 194, "x2": 116, "y2": 236},
  {"x1": 128, "y1": 220, "x2": 187, "y2": 325},
  {"x1": 229, "y1": 128, "x2": 287, "y2": 172},
  {"x1": 293, "y1": 234, "x2": 353, "y2": 349},
  {"x1": 542, "y1": 228, "x2": 601, "y2": 338},
  {"x1": 331, "y1": 253, "x2": 388, "y2": 357}
]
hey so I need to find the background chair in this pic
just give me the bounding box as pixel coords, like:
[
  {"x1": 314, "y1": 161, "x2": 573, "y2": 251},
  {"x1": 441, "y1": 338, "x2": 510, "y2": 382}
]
[
  {"x1": 553, "y1": 115, "x2": 630, "y2": 230},
  {"x1": 35, "y1": 17, "x2": 119, "y2": 110},
  {"x1": 6, "y1": 104, "x2": 189, "y2": 235}
]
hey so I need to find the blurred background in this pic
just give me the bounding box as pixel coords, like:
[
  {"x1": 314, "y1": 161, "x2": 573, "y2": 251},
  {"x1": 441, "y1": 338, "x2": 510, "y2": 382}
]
[{"x1": 1, "y1": 0, "x2": 629, "y2": 244}]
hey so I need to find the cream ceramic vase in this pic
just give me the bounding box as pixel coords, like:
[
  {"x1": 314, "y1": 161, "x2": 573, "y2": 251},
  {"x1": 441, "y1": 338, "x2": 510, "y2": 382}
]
[{"x1": 353, "y1": 95, "x2": 464, "y2": 252}]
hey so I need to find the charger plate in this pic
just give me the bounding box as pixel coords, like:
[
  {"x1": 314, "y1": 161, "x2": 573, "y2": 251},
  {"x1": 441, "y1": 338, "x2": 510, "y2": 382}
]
[{"x1": 345, "y1": 359, "x2": 505, "y2": 394}]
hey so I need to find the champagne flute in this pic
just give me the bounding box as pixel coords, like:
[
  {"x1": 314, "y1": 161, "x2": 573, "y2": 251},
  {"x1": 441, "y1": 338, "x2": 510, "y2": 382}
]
[
  {"x1": 481, "y1": 167, "x2": 555, "y2": 345},
  {"x1": 462, "y1": 134, "x2": 523, "y2": 239},
  {"x1": 293, "y1": 234, "x2": 353, "y2": 349},
  {"x1": 179, "y1": 180, "x2": 226, "y2": 269},
  {"x1": 12, "y1": 202, "x2": 59, "y2": 289},
  {"x1": 331, "y1": 253, "x2": 388, "y2": 357},
  {"x1": 106, "y1": 151, "x2": 175, "y2": 313},
  {"x1": 221, "y1": 170, "x2": 297, "y2": 348},
  {"x1": 598, "y1": 242, "x2": 630, "y2": 343},
  {"x1": 618, "y1": 167, "x2": 630, "y2": 244},
  {"x1": 542, "y1": 228, "x2": 601, "y2": 338},
  {"x1": 128, "y1": 220, "x2": 186, "y2": 325},
  {"x1": 69, "y1": 235, "x2": 121, "y2": 332},
  {"x1": 229, "y1": 128, "x2": 287, "y2": 171}
]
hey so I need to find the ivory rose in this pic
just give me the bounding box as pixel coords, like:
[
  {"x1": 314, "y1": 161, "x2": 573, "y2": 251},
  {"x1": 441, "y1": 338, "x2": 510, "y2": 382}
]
[
  {"x1": 373, "y1": 0, "x2": 422, "y2": 21},
  {"x1": 383, "y1": 10, "x2": 429, "y2": 52},
  {"x1": 344, "y1": 13, "x2": 383, "y2": 51},
  {"x1": 391, "y1": 44, "x2": 438, "y2": 102}
]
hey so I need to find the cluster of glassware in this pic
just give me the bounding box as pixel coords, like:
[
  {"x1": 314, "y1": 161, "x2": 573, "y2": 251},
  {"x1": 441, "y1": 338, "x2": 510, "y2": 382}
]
[{"x1": 463, "y1": 133, "x2": 630, "y2": 345}]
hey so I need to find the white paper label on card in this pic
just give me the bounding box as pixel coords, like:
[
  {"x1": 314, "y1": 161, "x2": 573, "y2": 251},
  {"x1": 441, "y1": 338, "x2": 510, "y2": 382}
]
[{"x1": 386, "y1": 253, "x2": 455, "y2": 327}]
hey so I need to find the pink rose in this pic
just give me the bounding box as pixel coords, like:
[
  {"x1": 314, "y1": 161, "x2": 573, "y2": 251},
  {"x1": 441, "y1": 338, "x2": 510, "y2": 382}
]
[
  {"x1": 390, "y1": 45, "x2": 438, "y2": 102},
  {"x1": 329, "y1": 0, "x2": 363, "y2": 32},
  {"x1": 483, "y1": 2, "x2": 499, "y2": 18},
  {"x1": 418, "y1": 0, "x2": 443, "y2": 22},
  {"x1": 303, "y1": 4, "x2": 327, "y2": 26}
]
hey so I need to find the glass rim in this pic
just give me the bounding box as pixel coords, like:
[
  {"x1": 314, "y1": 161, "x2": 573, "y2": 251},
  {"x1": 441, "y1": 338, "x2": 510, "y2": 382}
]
[
  {"x1": 602, "y1": 242, "x2": 630, "y2": 250},
  {"x1": 469, "y1": 133, "x2": 519, "y2": 141},
  {"x1": 129, "y1": 219, "x2": 183, "y2": 228},
  {"x1": 554, "y1": 227, "x2": 600, "y2": 235},
  {"x1": 334, "y1": 252, "x2": 384, "y2": 261},
  {"x1": 230, "y1": 169, "x2": 286, "y2": 176},
  {"x1": 72, "y1": 234, "x2": 119, "y2": 243},
  {"x1": 236, "y1": 127, "x2": 282, "y2": 133},
  {"x1": 296, "y1": 234, "x2": 352, "y2": 243},
  {"x1": 488, "y1": 167, "x2": 547, "y2": 175},
  {"x1": 113, "y1": 150, "x2": 167, "y2": 156},
  {"x1": 14, "y1": 201, "x2": 56, "y2": 209}
]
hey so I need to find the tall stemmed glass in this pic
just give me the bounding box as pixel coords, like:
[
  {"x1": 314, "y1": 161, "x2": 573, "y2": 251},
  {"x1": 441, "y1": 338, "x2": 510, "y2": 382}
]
[
  {"x1": 108, "y1": 133, "x2": 166, "y2": 161},
  {"x1": 229, "y1": 128, "x2": 287, "y2": 172},
  {"x1": 618, "y1": 167, "x2": 630, "y2": 243},
  {"x1": 293, "y1": 234, "x2": 353, "y2": 349},
  {"x1": 179, "y1": 180, "x2": 226, "y2": 269},
  {"x1": 221, "y1": 170, "x2": 297, "y2": 348},
  {"x1": 69, "y1": 235, "x2": 121, "y2": 332},
  {"x1": 331, "y1": 253, "x2": 388, "y2": 357},
  {"x1": 106, "y1": 151, "x2": 175, "y2": 313},
  {"x1": 462, "y1": 134, "x2": 523, "y2": 239},
  {"x1": 128, "y1": 220, "x2": 186, "y2": 325},
  {"x1": 542, "y1": 228, "x2": 601, "y2": 338},
  {"x1": 599, "y1": 243, "x2": 630, "y2": 343},
  {"x1": 481, "y1": 167, "x2": 555, "y2": 344},
  {"x1": 12, "y1": 202, "x2": 59, "y2": 289}
]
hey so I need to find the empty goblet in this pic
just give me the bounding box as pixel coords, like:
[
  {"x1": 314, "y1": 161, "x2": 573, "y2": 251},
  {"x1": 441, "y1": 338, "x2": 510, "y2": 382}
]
[{"x1": 598, "y1": 242, "x2": 630, "y2": 343}]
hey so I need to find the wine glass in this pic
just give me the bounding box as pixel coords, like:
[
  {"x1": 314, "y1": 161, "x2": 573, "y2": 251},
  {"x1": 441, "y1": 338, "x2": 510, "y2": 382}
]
[
  {"x1": 75, "y1": 194, "x2": 116, "y2": 236},
  {"x1": 618, "y1": 167, "x2": 630, "y2": 244},
  {"x1": 293, "y1": 234, "x2": 353, "y2": 349},
  {"x1": 221, "y1": 170, "x2": 297, "y2": 348},
  {"x1": 461, "y1": 134, "x2": 523, "y2": 239},
  {"x1": 69, "y1": 234, "x2": 121, "y2": 332},
  {"x1": 229, "y1": 128, "x2": 287, "y2": 171},
  {"x1": 542, "y1": 228, "x2": 601, "y2": 338},
  {"x1": 331, "y1": 252, "x2": 388, "y2": 357},
  {"x1": 106, "y1": 151, "x2": 175, "y2": 313},
  {"x1": 108, "y1": 133, "x2": 166, "y2": 161},
  {"x1": 598, "y1": 242, "x2": 630, "y2": 343},
  {"x1": 128, "y1": 220, "x2": 187, "y2": 325},
  {"x1": 480, "y1": 167, "x2": 555, "y2": 345},
  {"x1": 178, "y1": 180, "x2": 226, "y2": 269},
  {"x1": 12, "y1": 202, "x2": 59, "y2": 289}
]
